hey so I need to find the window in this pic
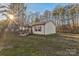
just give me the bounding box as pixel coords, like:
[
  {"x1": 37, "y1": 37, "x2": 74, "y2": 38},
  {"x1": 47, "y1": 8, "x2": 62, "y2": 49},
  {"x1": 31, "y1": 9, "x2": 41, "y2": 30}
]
[
  {"x1": 35, "y1": 28, "x2": 37, "y2": 31},
  {"x1": 34, "y1": 26, "x2": 42, "y2": 32},
  {"x1": 38, "y1": 26, "x2": 41, "y2": 31},
  {"x1": 34, "y1": 26, "x2": 37, "y2": 31}
]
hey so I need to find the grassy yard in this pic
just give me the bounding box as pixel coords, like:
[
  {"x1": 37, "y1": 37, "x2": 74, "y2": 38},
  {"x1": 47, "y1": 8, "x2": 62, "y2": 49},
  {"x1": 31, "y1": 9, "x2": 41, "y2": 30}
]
[{"x1": 0, "y1": 32, "x2": 79, "y2": 56}]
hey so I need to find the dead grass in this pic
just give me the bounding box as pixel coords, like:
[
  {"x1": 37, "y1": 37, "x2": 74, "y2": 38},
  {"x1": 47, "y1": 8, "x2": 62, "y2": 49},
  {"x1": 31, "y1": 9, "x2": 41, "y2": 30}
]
[{"x1": 0, "y1": 32, "x2": 79, "y2": 55}]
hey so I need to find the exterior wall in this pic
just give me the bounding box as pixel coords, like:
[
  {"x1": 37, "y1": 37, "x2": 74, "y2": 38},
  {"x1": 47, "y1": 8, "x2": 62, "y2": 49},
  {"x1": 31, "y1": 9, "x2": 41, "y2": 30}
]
[
  {"x1": 32, "y1": 22, "x2": 56, "y2": 35},
  {"x1": 32, "y1": 25, "x2": 45, "y2": 35},
  {"x1": 45, "y1": 22, "x2": 56, "y2": 35}
]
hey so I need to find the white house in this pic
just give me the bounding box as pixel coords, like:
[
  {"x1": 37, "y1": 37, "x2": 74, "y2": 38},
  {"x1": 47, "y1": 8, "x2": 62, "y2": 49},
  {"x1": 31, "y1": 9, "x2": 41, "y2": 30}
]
[{"x1": 32, "y1": 21, "x2": 56, "y2": 35}]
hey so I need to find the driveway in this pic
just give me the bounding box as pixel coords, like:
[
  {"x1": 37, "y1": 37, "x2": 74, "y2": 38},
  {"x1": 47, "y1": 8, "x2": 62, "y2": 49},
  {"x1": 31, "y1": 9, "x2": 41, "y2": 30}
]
[{"x1": 58, "y1": 33, "x2": 79, "y2": 41}]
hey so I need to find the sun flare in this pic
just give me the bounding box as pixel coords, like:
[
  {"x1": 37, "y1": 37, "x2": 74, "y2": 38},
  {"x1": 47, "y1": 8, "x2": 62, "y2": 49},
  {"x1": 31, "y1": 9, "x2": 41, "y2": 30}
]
[
  {"x1": 8, "y1": 14, "x2": 15, "y2": 20},
  {"x1": 7, "y1": 14, "x2": 16, "y2": 26}
]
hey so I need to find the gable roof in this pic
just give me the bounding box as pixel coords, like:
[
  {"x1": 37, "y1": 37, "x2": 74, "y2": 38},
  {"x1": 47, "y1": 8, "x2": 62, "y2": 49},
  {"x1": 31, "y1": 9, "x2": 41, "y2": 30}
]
[{"x1": 32, "y1": 20, "x2": 56, "y2": 26}]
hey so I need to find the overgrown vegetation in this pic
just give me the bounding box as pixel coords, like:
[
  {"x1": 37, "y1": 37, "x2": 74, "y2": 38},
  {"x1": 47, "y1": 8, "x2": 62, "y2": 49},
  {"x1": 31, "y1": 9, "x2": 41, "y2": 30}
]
[
  {"x1": 52, "y1": 4, "x2": 79, "y2": 33},
  {"x1": 0, "y1": 32, "x2": 79, "y2": 56}
]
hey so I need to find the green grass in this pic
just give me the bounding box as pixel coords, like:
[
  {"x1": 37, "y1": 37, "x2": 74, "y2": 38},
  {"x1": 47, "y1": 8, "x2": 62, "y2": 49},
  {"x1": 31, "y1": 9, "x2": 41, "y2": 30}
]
[{"x1": 0, "y1": 32, "x2": 79, "y2": 56}]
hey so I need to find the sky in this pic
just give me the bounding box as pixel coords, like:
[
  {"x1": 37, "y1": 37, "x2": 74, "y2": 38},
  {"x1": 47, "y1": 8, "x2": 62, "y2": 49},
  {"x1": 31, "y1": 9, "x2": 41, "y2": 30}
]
[
  {"x1": 27, "y1": 3, "x2": 68, "y2": 14},
  {"x1": 27, "y1": 3, "x2": 57, "y2": 13}
]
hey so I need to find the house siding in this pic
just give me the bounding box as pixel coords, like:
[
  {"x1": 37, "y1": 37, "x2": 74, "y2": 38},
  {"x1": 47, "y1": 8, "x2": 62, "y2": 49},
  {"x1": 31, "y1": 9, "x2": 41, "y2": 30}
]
[
  {"x1": 32, "y1": 25, "x2": 45, "y2": 35},
  {"x1": 45, "y1": 22, "x2": 56, "y2": 35},
  {"x1": 32, "y1": 22, "x2": 56, "y2": 35}
]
